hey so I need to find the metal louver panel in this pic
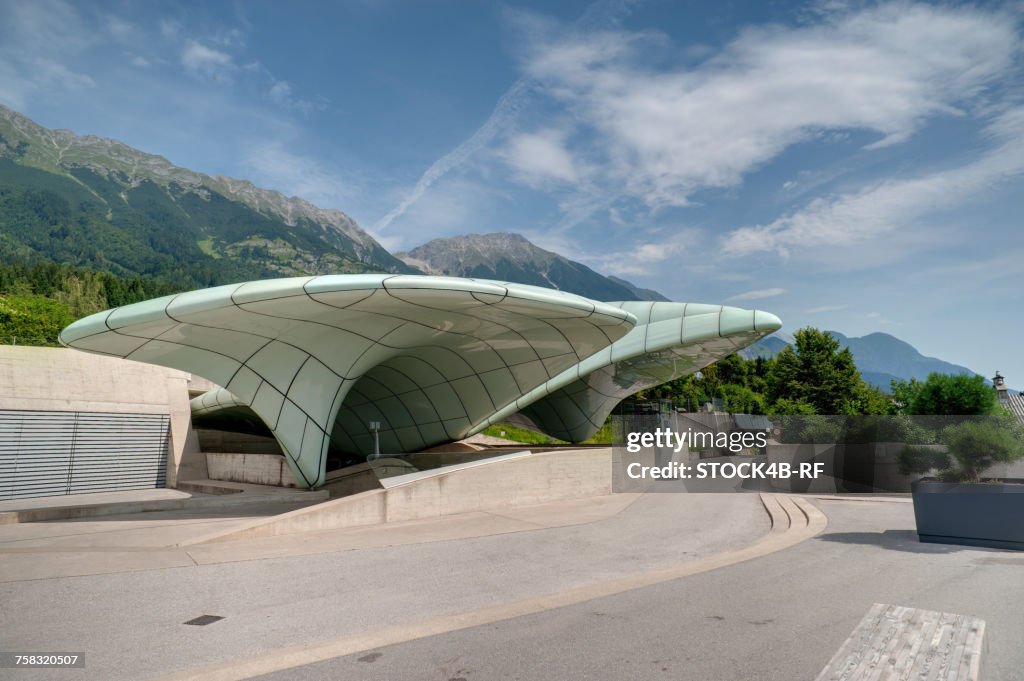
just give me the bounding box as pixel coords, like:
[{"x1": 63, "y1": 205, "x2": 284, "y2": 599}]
[{"x1": 0, "y1": 410, "x2": 169, "y2": 500}]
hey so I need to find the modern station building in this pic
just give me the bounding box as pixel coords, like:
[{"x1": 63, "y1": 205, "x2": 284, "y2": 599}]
[{"x1": 2, "y1": 275, "x2": 780, "y2": 498}]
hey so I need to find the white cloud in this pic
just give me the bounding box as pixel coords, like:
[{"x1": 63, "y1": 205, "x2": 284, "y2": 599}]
[
  {"x1": 104, "y1": 16, "x2": 136, "y2": 42},
  {"x1": 243, "y1": 142, "x2": 356, "y2": 207},
  {"x1": 0, "y1": 0, "x2": 97, "y2": 106},
  {"x1": 181, "y1": 41, "x2": 234, "y2": 77},
  {"x1": 160, "y1": 19, "x2": 181, "y2": 39},
  {"x1": 722, "y1": 106, "x2": 1024, "y2": 257},
  {"x1": 728, "y1": 287, "x2": 786, "y2": 301},
  {"x1": 370, "y1": 0, "x2": 639, "y2": 233},
  {"x1": 511, "y1": 2, "x2": 1017, "y2": 222},
  {"x1": 501, "y1": 128, "x2": 581, "y2": 186},
  {"x1": 806, "y1": 304, "x2": 848, "y2": 314},
  {"x1": 865, "y1": 311, "x2": 894, "y2": 325},
  {"x1": 581, "y1": 227, "x2": 699, "y2": 277},
  {"x1": 265, "y1": 79, "x2": 318, "y2": 113},
  {"x1": 268, "y1": 80, "x2": 291, "y2": 103}
]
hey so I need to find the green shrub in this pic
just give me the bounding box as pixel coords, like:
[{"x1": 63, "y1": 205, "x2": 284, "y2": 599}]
[
  {"x1": 908, "y1": 373, "x2": 999, "y2": 416},
  {"x1": 0, "y1": 294, "x2": 73, "y2": 345},
  {"x1": 899, "y1": 415, "x2": 1024, "y2": 482},
  {"x1": 897, "y1": 445, "x2": 951, "y2": 476}
]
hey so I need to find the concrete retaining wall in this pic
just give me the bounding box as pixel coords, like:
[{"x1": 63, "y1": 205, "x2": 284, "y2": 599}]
[
  {"x1": 196, "y1": 430, "x2": 281, "y2": 455},
  {"x1": 190, "y1": 447, "x2": 613, "y2": 543},
  {"x1": 205, "y1": 453, "x2": 299, "y2": 488},
  {"x1": 0, "y1": 346, "x2": 204, "y2": 486}
]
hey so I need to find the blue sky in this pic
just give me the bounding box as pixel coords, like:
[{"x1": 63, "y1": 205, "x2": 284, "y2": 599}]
[{"x1": 1, "y1": 0, "x2": 1022, "y2": 383}]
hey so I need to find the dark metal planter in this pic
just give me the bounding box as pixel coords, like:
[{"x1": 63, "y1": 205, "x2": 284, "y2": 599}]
[{"x1": 911, "y1": 479, "x2": 1024, "y2": 551}]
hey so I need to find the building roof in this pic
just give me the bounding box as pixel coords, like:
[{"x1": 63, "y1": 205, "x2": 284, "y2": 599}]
[
  {"x1": 1006, "y1": 392, "x2": 1024, "y2": 424},
  {"x1": 734, "y1": 414, "x2": 774, "y2": 431},
  {"x1": 61, "y1": 275, "x2": 781, "y2": 488}
]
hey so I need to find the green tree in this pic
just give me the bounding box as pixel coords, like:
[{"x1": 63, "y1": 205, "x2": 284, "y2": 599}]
[
  {"x1": 768, "y1": 397, "x2": 817, "y2": 416},
  {"x1": 907, "y1": 373, "x2": 999, "y2": 416},
  {"x1": 714, "y1": 353, "x2": 748, "y2": 386},
  {"x1": 857, "y1": 384, "x2": 896, "y2": 416},
  {"x1": 54, "y1": 271, "x2": 107, "y2": 319},
  {"x1": 766, "y1": 328, "x2": 875, "y2": 415},
  {"x1": 890, "y1": 378, "x2": 922, "y2": 414},
  {"x1": 720, "y1": 383, "x2": 766, "y2": 414},
  {"x1": 0, "y1": 294, "x2": 74, "y2": 344}
]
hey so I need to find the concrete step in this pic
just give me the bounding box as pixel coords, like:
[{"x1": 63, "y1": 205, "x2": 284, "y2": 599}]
[{"x1": 176, "y1": 480, "x2": 244, "y2": 495}]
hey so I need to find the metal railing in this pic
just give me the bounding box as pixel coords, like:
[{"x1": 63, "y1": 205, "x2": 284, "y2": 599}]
[{"x1": 0, "y1": 336, "x2": 62, "y2": 347}]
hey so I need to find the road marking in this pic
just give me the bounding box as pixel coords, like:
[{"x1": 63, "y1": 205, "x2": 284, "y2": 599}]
[{"x1": 149, "y1": 493, "x2": 827, "y2": 681}]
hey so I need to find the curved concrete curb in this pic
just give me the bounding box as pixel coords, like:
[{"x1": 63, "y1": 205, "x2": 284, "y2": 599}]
[
  {"x1": 149, "y1": 493, "x2": 827, "y2": 681},
  {"x1": 179, "y1": 448, "x2": 614, "y2": 546}
]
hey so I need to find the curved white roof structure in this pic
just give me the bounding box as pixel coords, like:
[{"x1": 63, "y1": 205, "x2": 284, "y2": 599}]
[
  {"x1": 504, "y1": 302, "x2": 782, "y2": 442},
  {"x1": 60, "y1": 275, "x2": 781, "y2": 488}
]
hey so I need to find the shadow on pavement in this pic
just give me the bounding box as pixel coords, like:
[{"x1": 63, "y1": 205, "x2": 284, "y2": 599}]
[{"x1": 816, "y1": 530, "x2": 1010, "y2": 554}]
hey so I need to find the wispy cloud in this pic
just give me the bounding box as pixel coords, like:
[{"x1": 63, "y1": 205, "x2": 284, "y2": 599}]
[
  {"x1": 728, "y1": 287, "x2": 786, "y2": 301},
  {"x1": 500, "y1": 128, "x2": 582, "y2": 186},
  {"x1": 261, "y1": 76, "x2": 323, "y2": 114},
  {"x1": 722, "y1": 106, "x2": 1024, "y2": 258},
  {"x1": 181, "y1": 40, "x2": 234, "y2": 78},
  {"x1": 866, "y1": 311, "x2": 894, "y2": 325},
  {"x1": 806, "y1": 304, "x2": 848, "y2": 314},
  {"x1": 371, "y1": 0, "x2": 640, "y2": 234},
  {"x1": 0, "y1": 0, "x2": 96, "y2": 107},
  {"x1": 505, "y1": 2, "x2": 1017, "y2": 228},
  {"x1": 581, "y1": 227, "x2": 699, "y2": 276},
  {"x1": 242, "y1": 141, "x2": 359, "y2": 210},
  {"x1": 371, "y1": 78, "x2": 534, "y2": 234}
]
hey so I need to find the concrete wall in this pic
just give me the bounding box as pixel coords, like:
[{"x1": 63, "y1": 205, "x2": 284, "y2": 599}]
[
  {"x1": 187, "y1": 375, "x2": 220, "y2": 397},
  {"x1": 205, "y1": 453, "x2": 299, "y2": 487},
  {"x1": 0, "y1": 346, "x2": 205, "y2": 486},
  {"x1": 196, "y1": 430, "x2": 282, "y2": 454},
  {"x1": 192, "y1": 447, "x2": 613, "y2": 543}
]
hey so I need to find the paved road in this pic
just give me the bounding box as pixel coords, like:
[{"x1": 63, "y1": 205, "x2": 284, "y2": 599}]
[
  {"x1": 4, "y1": 495, "x2": 1021, "y2": 681},
  {"x1": 0, "y1": 493, "x2": 768, "y2": 681},
  {"x1": 251, "y1": 499, "x2": 1024, "y2": 681}
]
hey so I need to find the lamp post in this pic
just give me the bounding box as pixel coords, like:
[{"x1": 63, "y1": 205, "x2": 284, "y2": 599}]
[{"x1": 368, "y1": 421, "x2": 380, "y2": 460}]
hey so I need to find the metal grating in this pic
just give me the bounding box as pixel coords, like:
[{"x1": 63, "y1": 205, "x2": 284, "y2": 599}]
[{"x1": 0, "y1": 410, "x2": 169, "y2": 500}]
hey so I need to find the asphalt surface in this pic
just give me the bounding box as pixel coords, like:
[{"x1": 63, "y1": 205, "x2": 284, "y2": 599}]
[
  {"x1": 4, "y1": 494, "x2": 1020, "y2": 681},
  {"x1": 0, "y1": 493, "x2": 768, "y2": 681},
  {"x1": 249, "y1": 500, "x2": 1024, "y2": 681}
]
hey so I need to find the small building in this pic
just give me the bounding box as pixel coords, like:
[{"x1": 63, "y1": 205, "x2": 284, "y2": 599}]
[
  {"x1": 0, "y1": 346, "x2": 205, "y2": 500},
  {"x1": 994, "y1": 372, "x2": 1024, "y2": 424}
]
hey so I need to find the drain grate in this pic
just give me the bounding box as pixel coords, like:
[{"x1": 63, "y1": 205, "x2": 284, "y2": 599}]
[{"x1": 184, "y1": 615, "x2": 224, "y2": 626}]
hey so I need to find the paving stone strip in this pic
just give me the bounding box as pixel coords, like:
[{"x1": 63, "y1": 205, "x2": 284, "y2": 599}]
[{"x1": 814, "y1": 602, "x2": 986, "y2": 681}]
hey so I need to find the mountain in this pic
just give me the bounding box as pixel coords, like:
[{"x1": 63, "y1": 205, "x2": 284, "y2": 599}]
[
  {"x1": 741, "y1": 330, "x2": 981, "y2": 390},
  {"x1": 0, "y1": 104, "x2": 414, "y2": 288},
  {"x1": 739, "y1": 335, "x2": 790, "y2": 359},
  {"x1": 606, "y1": 276, "x2": 670, "y2": 302},
  {"x1": 397, "y1": 233, "x2": 667, "y2": 302},
  {"x1": 829, "y1": 331, "x2": 979, "y2": 387}
]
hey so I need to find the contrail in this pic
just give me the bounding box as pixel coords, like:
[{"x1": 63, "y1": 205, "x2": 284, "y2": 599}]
[{"x1": 372, "y1": 0, "x2": 640, "y2": 234}]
